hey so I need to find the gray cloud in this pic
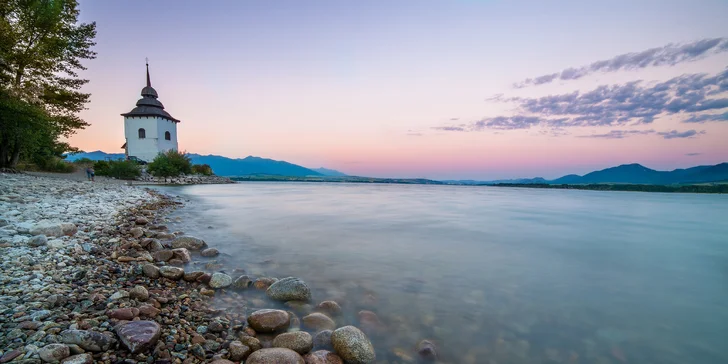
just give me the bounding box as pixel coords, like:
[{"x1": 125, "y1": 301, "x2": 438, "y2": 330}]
[
  {"x1": 515, "y1": 38, "x2": 728, "y2": 88},
  {"x1": 657, "y1": 129, "x2": 704, "y2": 139},
  {"x1": 578, "y1": 129, "x2": 655, "y2": 139},
  {"x1": 437, "y1": 68, "x2": 728, "y2": 132},
  {"x1": 685, "y1": 152, "x2": 702, "y2": 156}
]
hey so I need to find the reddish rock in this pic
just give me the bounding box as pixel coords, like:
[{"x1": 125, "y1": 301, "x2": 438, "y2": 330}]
[
  {"x1": 115, "y1": 320, "x2": 161, "y2": 354},
  {"x1": 153, "y1": 250, "x2": 173, "y2": 262},
  {"x1": 316, "y1": 301, "x2": 342, "y2": 317},
  {"x1": 302, "y1": 313, "x2": 336, "y2": 331},
  {"x1": 171, "y1": 248, "x2": 191, "y2": 263},
  {"x1": 358, "y1": 310, "x2": 384, "y2": 334},
  {"x1": 253, "y1": 277, "x2": 276, "y2": 290},
  {"x1": 246, "y1": 348, "x2": 305, "y2": 364},
  {"x1": 109, "y1": 307, "x2": 139, "y2": 321},
  {"x1": 247, "y1": 309, "x2": 291, "y2": 333},
  {"x1": 137, "y1": 305, "x2": 160, "y2": 318},
  {"x1": 303, "y1": 350, "x2": 344, "y2": 364},
  {"x1": 0, "y1": 350, "x2": 22, "y2": 363},
  {"x1": 183, "y1": 271, "x2": 205, "y2": 282}
]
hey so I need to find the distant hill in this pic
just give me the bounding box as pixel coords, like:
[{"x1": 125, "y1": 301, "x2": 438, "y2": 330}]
[
  {"x1": 478, "y1": 163, "x2": 728, "y2": 185},
  {"x1": 65, "y1": 151, "x2": 323, "y2": 177},
  {"x1": 312, "y1": 167, "x2": 347, "y2": 177}
]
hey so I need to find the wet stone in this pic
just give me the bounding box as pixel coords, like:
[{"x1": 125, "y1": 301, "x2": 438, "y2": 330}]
[
  {"x1": 60, "y1": 353, "x2": 93, "y2": 364},
  {"x1": 208, "y1": 272, "x2": 232, "y2": 289},
  {"x1": 38, "y1": 343, "x2": 71, "y2": 363},
  {"x1": 60, "y1": 329, "x2": 116, "y2": 352},
  {"x1": 303, "y1": 350, "x2": 344, "y2": 364},
  {"x1": 302, "y1": 313, "x2": 336, "y2": 331},
  {"x1": 246, "y1": 348, "x2": 305, "y2": 364},
  {"x1": 272, "y1": 331, "x2": 314, "y2": 355},
  {"x1": 331, "y1": 326, "x2": 376, "y2": 364},
  {"x1": 267, "y1": 277, "x2": 312, "y2": 302},
  {"x1": 247, "y1": 309, "x2": 291, "y2": 333},
  {"x1": 170, "y1": 236, "x2": 207, "y2": 250},
  {"x1": 159, "y1": 266, "x2": 184, "y2": 280},
  {"x1": 115, "y1": 320, "x2": 162, "y2": 354}
]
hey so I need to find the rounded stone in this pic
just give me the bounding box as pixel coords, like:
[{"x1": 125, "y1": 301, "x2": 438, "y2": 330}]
[
  {"x1": 416, "y1": 339, "x2": 438, "y2": 361},
  {"x1": 60, "y1": 353, "x2": 93, "y2": 364},
  {"x1": 170, "y1": 236, "x2": 207, "y2": 250},
  {"x1": 28, "y1": 234, "x2": 48, "y2": 247},
  {"x1": 272, "y1": 331, "x2": 313, "y2": 355},
  {"x1": 240, "y1": 335, "x2": 263, "y2": 352},
  {"x1": 200, "y1": 248, "x2": 219, "y2": 257},
  {"x1": 303, "y1": 350, "x2": 344, "y2": 364},
  {"x1": 228, "y1": 340, "x2": 253, "y2": 361},
  {"x1": 247, "y1": 309, "x2": 291, "y2": 333},
  {"x1": 141, "y1": 264, "x2": 160, "y2": 279},
  {"x1": 129, "y1": 285, "x2": 149, "y2": 301},
  {"x1": 302, "y1": 313, "x2": 336, "y2": 331},
  {"x1": 313, "y1": 330, "x2": 333, "y2": 350},
  {"x1": 159, "y1": 266, "x2": 184, "y2": 280},
  {"x1": 246, "y1": 348, "x2": 305, "y2": 364},
  {"x1": 330, "y1": 326, "x2": 376, "y2": 364},
  {"x1": 209, "y1": 272, "x2": 232, "y2": 289},
  {"x1": 115, "y1": 320, "x2": 162, "y2": 354},
  {"x1": 39, "y1": 343, "x2": 71, "y2": 362},
  {"x1": 232, "y1": 275, "x2": 252, "y2": 289},
  {"x1": 316, "y1": 301, "x2": 342, "y2": 316},
  {"x1": 152, "y1": 250, "x2": 173, "y2": 262},
  {"x1": 267, "y1": 277, "x2": 312, "y2": 302}
]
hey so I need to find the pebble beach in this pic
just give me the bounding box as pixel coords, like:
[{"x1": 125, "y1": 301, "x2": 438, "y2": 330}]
[{"x1": 0, "y1": 173, "x2": 404, "y2": 364}]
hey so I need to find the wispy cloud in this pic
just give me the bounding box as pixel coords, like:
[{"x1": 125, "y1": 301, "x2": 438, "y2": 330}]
[
  {"x1": 657, "y1": 129, "x2": 704, "y2": 139},
  {"x1": 685, "y1": 152, "x2": 702, "y2": 156},
  {"x1": 436, "y1": 68, "x2": 728, "y2": 132},
  {"x1": 514, "y1": 38, "x2": 728, "y2": 88},
  {"x1": 578, "y1": 129, "x2": 655, "y2": 139}
]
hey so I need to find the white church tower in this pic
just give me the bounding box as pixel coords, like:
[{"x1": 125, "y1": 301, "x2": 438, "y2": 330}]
[{"x1": 121, "y1": 61, "x2": 180, "y2": 162}]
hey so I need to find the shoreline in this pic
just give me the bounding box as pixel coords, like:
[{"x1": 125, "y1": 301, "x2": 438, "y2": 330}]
[{"x1": 0, "y1": 173, "x2": 388, "y2": 363}]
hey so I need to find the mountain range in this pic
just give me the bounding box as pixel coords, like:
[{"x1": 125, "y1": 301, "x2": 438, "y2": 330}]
[
  {"x1": 65, "y1": 151, "x2": 346, "y2": 177},
  {"x1": 66, "y1": 151, "x2": 727, "y2": 185},
  {"x1": 469, "y1": 163, "x2": 728, "y2": 185}
]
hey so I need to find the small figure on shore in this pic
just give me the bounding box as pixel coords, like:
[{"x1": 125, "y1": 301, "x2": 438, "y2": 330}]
[{"x1": 86, "y1": 166, "x2": 95, "y2": 181}]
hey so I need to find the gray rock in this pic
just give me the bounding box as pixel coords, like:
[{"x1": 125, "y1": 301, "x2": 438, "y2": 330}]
[
  {"x1": 232, "y1": 275, "x2": 252, "y2": 289},
  {"x1": 246, "y1": 348, "x2": 305, "y2": 364},
  {"x1": 60, "y1": 329, "x2": 116, "y2": 352},
  {"x1": 247, "y1": 309, "x2": 291, "y2": 333},
  {"x1": 170, "y1": 236, "x2": 207, "y2": 250},
  {"x1": 28, "y1": 235, "x2": 48, "y2": 247},
  {"x1": 30, "y1": 221, "x2": 63, "y2": 237},
  {"x1": 152, "y1": 250, "x2": 173, "y2": 262},
  {"x1": 416, "y1": 339, "x2": 438, "y2": 361},
  {"x1": 60, "y1": 353, "x2": 93, "y2": 364},
  {"x1": 109, "y1": 290, "x2": 129, "y2": 301},
  {"x1": 302, "y1": 313, "x2": 336, "y2": 331},
  {"x1": 129, "y1": 285, "x2": 149, "y2": 301},
  {"x1": 302, "y1": 350, "x2": 344, "y2": 364},
  {"x1": 272, "y1": 331, "x2": 313, "y2": 355},
  {"x1": 115, "y1": 320, "x2": 161, "y2": 354},
  {"x1": 267, "y1": 277, "x2": 312, "y2": 302},
  {"x1": 313, "y1": 330, "x2": 333, "y2": 350},
  {"x1": 159, "y1": 266, "x2": 184, "y2": 280},
  {"x1": 200, "y1": 248, "x2": 219, "y2": 257},
  {"x1": 142, "y1": 264, "x2": 160, "y2": 279},
  {"x1": 39, "y1": 343, "x2": 70, "y2": 363},
  {"x1": 129, "y1": 227, "x2": 143, "y2": 238},
  {"x1": 330, "y1": 326, "x2": 376, "y2": 364},
  {"x1": 171, "y1": 248, "x2": 191, "y2": 263},
  {"x1": 228, "y1": 341, "x2": 251, "y2": 361},
  {"x1": 208, "y1": 272, "x2": 232, "y2": 289}
]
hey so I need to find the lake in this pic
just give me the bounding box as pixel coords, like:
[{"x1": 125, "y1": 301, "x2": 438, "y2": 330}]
[{"x1": 159, "y1": 182, "x2": 728, "y2": 363}]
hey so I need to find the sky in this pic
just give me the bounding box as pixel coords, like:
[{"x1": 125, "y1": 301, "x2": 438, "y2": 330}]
[{"x1": 71, "y1": 0, "x2": 728, "y2": 180}]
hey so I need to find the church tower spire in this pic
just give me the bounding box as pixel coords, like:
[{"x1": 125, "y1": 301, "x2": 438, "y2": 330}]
[{"x1": 146, "y1": 58, "x2": 151, "y2": 87}]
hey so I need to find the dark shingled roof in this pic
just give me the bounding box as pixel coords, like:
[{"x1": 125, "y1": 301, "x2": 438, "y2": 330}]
[{"x1": 121, "y1": 63, "x2": 180, "y2": 123}]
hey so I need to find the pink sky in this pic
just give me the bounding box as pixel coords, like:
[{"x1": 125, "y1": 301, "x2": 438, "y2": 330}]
[{"x1": 69, "y1": 1, "x2": 728, "y2": 179}]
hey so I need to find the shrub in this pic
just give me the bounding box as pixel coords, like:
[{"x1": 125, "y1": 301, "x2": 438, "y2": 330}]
[
  {"x1": 94, "y1": 160, "x2": 140, "y2": 180},
  {"x1": 192, "y1": 164, "x2": 213, "y2": 176},
  {"x1": 34, "y1": 157, "x2": 75, "y2": 173},
  {"x1": 147, "y1": 150, "x2": 192, "y2": 177}
]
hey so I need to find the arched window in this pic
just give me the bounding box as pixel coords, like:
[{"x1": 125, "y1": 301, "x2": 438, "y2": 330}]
[
  {"x1": 165, "y1": 131, "x2": 171, "y2": 140},
  {"x1": 138, "y1": 128, "x2": 146, "y2": 138}
]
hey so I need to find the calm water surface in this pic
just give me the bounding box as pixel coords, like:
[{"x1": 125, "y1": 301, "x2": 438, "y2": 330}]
[{"x1": 160, "y1": 183, "x2": 728, "y2": 363}]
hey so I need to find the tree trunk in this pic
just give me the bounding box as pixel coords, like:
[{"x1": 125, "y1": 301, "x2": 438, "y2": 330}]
[{"x1": 0, "y1": 135, "x2": 9, "y2": 169}]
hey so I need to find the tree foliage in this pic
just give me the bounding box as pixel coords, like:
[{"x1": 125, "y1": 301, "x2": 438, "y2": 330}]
[
  {"x1": 94, "y1": 159, "x2": 140, "y2": 180},
  {"x1": 192, "y1": 164, "x2": 212, "y2": 176},
  {"x1": 0, "y1": 0, "x2": 96, "y2": 168},
  {"x1": 148, "y1": 150, "x2": 193, "y2": 177}
]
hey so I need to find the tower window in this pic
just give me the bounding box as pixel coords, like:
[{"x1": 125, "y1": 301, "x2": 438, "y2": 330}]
[
  {"x1": 165, "y1": 131, "x2": 171, "y2": 140},
  {"x1": 138, "y1": 128, "x2": 146, "y2": 138}
]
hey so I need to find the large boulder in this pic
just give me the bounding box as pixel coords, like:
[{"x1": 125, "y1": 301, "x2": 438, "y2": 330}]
[
  {"x1": 38, "y1": 343, "x2": 71, "y2": 362},
  {"x1": 330, "y1": 326, "x2": 376, "y2": 364},
  {"x1": 30, "y1": 221, "x2": 77, "y2": 237},
  {"x1": 246, "y1": 348, "x2": 305, "y2": 364},
  {"x1": 272, "y1": 331, "x2": 313, "y2": 355},
  {"x1": 267, "y1": 277, "x2": 312, "y2": 302},
  {"x1": 313, "y1": 330, "x2": 333, "y2": 350},
  {"x1": 115, "y1": 320, "x2": 161, "y2": 354},
  {"x1": 60, "y1": 330, "x2": 116, "y2": 352},
  {"x1": 171, "y1": 248, "x2": 191, "y2": 263},
  {"x1": 247, "y1": 309, "x2": 291, "y2": 333},
  {"x1": 303, "y1": 350, "x2": 344, "y2": 364},
  {"x1": 142, "y1": 264, "x2": 160, "y2": 279},
  {"x1": 302, "y1": 313, "x2": 336, "y2": 331},
  {"x1": 209, "y1": 272, "x2": 232, "y2": 289},
  {"x1": 170, "y1": 236, "x2": 207, "y2": 250}
]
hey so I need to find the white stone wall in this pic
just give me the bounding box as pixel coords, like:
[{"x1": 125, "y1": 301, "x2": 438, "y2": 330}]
[{"x1": 124, "y1": 116, "x2": 178, "y2": 162}]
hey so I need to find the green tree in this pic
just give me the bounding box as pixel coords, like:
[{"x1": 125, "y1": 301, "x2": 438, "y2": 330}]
[
  {"x1": 0, "y1": 0, "x2": 96, "y2": 168},
  {"x1": 148, "y1": 150, "x2": 193, "y2": 177}
]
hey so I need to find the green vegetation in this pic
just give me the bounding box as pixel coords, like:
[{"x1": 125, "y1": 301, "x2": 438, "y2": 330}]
[
  {"x1": 0, "y1": 0, "x2": 96, "y2": 169},
  {"x1": 72, "y1": 157, "x2": 94, "y2": 165},
  {"x1": 147, "y1": 150, "x2": 193, "y2": 177},
  {"x1": 93, "y1": 160, "x2": 140, "y2": 180},
  {"x1": 489, "y1": 183, "x2": 728, "y2": 194},
  {"x1": 192, "y1": 163, "x2": 213, "y2": 176}
]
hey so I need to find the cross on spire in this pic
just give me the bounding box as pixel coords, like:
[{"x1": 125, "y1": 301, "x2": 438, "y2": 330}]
[{"x1": 145, "y1": 57, "x2": 151, "y2": 87}]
